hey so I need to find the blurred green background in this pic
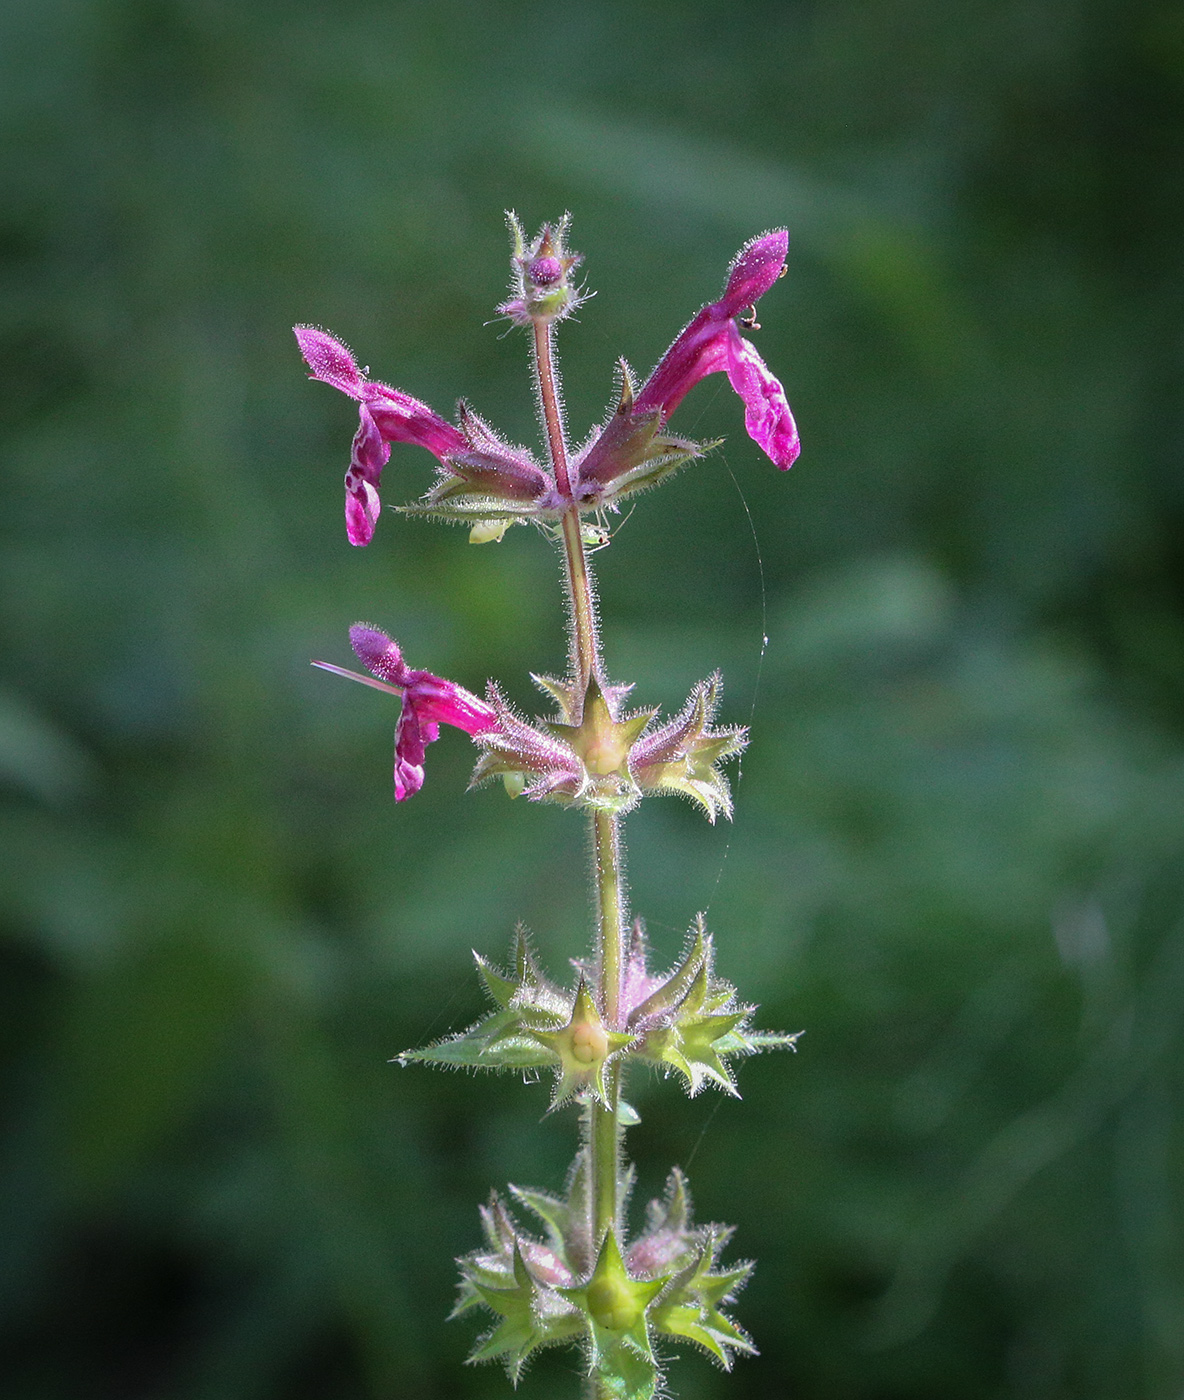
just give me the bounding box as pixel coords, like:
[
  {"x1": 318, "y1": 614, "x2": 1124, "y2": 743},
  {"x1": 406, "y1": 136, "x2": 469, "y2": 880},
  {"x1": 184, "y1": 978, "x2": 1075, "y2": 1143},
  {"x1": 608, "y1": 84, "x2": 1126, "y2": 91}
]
[{"x1": 2, "y1": 0, "x2": 1183, "y2": 1397}]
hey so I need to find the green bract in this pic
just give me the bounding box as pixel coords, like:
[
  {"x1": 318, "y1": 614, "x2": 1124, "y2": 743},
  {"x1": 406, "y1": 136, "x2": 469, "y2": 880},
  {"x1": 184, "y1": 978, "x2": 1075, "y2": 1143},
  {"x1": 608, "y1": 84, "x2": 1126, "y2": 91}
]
[{"x1": 455, "y1": 1158, "x2": 757, "y2": 1398}]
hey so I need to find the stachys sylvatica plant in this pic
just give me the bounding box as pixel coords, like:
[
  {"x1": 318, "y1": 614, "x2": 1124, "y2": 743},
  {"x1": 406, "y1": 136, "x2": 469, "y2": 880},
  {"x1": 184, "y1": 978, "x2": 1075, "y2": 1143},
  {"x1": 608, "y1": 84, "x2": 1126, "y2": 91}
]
[{"x1": 295, "y1": 214, "x2": 802, "y2": 1400}]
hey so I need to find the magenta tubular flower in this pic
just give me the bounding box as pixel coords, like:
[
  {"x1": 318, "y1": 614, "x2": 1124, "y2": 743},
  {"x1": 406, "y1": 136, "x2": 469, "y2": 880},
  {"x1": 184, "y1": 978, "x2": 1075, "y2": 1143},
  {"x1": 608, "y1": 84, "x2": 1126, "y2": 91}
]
[
  {"x1": 313, "y1": 625, "x2": 496, "y2": 800},
  {"x1": 294, "y1": 327, "x2": 466, "y2": 546},
  {"x1": 634, "y1": 230, "x2": 800, "y2": 470}
]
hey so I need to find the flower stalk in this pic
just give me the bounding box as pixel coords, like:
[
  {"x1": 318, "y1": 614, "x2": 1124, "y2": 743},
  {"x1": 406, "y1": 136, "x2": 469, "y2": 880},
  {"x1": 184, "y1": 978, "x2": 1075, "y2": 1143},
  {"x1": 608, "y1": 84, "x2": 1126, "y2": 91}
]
[{"x1": 298, "y1": 213, "x2": 803, "y2": 1400}]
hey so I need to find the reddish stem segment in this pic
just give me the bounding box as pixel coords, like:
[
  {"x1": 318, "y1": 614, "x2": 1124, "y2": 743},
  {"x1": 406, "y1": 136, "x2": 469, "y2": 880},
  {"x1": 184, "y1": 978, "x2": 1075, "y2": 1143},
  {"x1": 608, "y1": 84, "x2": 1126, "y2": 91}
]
[
  {"x1": 533, "y1": 319, "x2": 599, "y2": 689},
  {"x1": 533, "y1": 319, "x2": 573, "y2": 498}
]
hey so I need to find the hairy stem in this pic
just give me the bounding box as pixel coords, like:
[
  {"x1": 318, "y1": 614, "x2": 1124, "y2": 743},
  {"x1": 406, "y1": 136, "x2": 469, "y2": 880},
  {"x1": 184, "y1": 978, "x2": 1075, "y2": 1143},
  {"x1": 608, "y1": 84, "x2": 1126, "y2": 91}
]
[
  {"x1": 534, "y1": 316, "x2": 625, "y2": 1265},
  {"x1": 561, "y1": 512, "x2": 598, "y2": 691},
  {"x1": 533, "y1": 318, "x2": 599, "y2": 687},
  {"x1": 590, "y1": 809, "x2": 625, "y2": 1244},
  {"x1": 533, "y1": 318, "x2": 573, "y2": 499},
  {"x1": 594, "y1": 809, "x2": 625, "y2": 1029}
]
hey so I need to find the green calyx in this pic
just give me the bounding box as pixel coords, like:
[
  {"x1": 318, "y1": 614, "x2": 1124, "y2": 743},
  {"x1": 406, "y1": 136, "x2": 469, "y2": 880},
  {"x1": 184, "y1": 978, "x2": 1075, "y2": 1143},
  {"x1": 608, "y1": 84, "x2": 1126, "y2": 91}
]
[
  {"x1": 559, "y1": 677, "x2": 653, "y2": 779},
  {"x1": 626, "y1": 921, "x2": 709, "y2": 1028},
  {"x1": 629, "y1": 915, "x2": 802, "y2": 1097},
  {"x1": 458, "y1": 1160, "x2": 754, "y2": 1395},
  {"x1": 396, "y1": 926, "x2": 565, "y2": 1074},
  {"x1": 398, "y1": 929, "x2": 633, "y2": 1110},
  {"x1": 464, "y1": 1240, "x2": 584, "y2": 1381},
  {"x1": 526, "y1": 978, "x2": 634, "y2": 1109},
  {"x1": 640, "y1": 961, "x2": 748, "y2": 1097},
  {"x1": 650, "y1": 1228, "x2": 756, "y2": 1369},
  {"x1": 632, "y1": 673, "x2": 747, "y2": 823},
  {"x1": 544, "y1": 674, "x2": 655, "y2": 813},
  {"x1": 559, "y1": 1229, "x2": 669, "y2": 1362}
]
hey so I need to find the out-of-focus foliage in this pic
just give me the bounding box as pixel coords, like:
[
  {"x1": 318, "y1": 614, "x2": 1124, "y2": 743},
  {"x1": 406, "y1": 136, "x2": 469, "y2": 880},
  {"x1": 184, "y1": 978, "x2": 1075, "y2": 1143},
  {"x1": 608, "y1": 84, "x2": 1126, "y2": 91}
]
[{"x1": 2, "y1": 0, "x2": 1183, "y2": 1397}]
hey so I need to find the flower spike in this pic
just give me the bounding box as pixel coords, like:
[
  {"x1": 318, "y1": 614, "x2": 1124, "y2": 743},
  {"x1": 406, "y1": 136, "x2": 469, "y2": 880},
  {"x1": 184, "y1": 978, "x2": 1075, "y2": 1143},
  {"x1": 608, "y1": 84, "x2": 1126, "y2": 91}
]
[
  {"x1": 499, "y1": 212, "x2": 587, "y2": 327},
  {"x1": 296, "y1": 218, "x2": 804, "y2": 1398},
  {"x1": 298, "y1": 225, "x2": 796, "y2": 541}
]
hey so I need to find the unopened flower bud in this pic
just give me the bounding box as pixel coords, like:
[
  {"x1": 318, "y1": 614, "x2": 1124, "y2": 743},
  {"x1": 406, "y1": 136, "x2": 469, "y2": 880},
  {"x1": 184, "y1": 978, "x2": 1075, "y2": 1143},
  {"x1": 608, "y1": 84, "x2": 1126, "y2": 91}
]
[
  {"x1": 499, "y1": 212, "x2": 586, "y2": 327},
  {"x1": 527, "y1": 255, "x2": 563, "y2": 287}
]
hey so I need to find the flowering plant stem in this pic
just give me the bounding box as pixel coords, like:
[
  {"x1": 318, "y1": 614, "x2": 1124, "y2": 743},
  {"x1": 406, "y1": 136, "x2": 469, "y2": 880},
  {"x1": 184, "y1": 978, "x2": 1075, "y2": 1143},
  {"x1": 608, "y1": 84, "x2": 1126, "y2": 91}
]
[{"x1": 299, "y1": 213, "x2": 804, "y2": 1399}]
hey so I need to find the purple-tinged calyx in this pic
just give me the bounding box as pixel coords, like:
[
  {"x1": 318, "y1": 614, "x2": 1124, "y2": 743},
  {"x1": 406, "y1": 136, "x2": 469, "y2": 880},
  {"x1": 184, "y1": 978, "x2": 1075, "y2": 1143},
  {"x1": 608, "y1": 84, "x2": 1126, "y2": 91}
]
[
  {"x1": 469, "y1": 684, "x2": 588, "y2": 804},
  {"x1": 427, "y1": 402, "x2": 552, "y2": 508},
  {"x1": 498, "y1": 212, "x2": 586, "y2": 327},
  {"x1": 312, "y1": 624, "x2": 496, "y2": 800},
  {"x1": 471, "y1": 671, "x2": 745, "y2": 820},
  {"x1": 630, "y1": 673, "x2": 747, "y2": 822},
  {"x1": 625, "y1": 1168, "x2": 698, "y2": 1278},
  {"x1": 570, "y1": 362, "x2": 711, "y2": 510},
  {"x1": 619, "y1": 918, "x2": 667, "y2": 1023}
]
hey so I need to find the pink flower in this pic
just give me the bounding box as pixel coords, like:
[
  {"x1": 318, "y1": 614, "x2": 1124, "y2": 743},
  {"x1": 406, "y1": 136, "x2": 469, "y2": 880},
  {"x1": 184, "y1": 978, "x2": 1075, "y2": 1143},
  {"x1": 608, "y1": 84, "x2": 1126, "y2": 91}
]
[
  {"x1": 313, "y1": 625, "x2": 496, "y2": 800},
  {"x1": 634, "y1": 230, "x2": 800, "y2": 470},
  {"x1": 294, "y1": 327, "x2": 466, "y2": 546}
]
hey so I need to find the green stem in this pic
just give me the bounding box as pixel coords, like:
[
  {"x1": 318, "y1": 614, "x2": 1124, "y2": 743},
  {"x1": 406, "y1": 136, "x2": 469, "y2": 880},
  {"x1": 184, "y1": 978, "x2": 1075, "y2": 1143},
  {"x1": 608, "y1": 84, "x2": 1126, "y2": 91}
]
[
  {"x1": 590, "y1": 809, "x2": 625, "y2": 1241},
  {"x1": 533, "y1": 318, "x2": 573, "y2": 499},
  {"x1": 594, "y1": 809, "x2": 625, "y2": 1028}
]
